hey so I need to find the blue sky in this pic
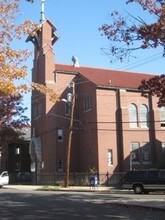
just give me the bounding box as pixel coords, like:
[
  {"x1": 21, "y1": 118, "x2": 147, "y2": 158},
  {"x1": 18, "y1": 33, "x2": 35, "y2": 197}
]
[{"x1": 19, "y1": 0, "x2": 165, "y2": 118}]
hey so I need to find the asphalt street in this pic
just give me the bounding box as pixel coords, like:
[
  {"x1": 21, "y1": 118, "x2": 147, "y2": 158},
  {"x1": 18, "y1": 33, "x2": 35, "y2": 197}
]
[
  {"x1": 0, "y1": 185, "x2": 164, "y2": 219},
  {"x1": 4, "y1": 185, "x2": 165, "y2": 211}
]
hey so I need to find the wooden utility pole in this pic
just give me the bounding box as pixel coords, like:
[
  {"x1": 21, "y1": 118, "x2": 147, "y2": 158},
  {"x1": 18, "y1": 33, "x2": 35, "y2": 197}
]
[{"x1": 64, "y1": 82, "x2": 75, "y2": 187}]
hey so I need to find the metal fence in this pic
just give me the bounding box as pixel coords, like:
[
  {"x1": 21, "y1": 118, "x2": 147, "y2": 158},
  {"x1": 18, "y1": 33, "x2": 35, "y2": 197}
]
[
  {"x1": 9, "y1": 171, "x2": 125, "y2": 186},
  {"x1": 33, "y1": 172, "x2": 125, "y2": 186}
]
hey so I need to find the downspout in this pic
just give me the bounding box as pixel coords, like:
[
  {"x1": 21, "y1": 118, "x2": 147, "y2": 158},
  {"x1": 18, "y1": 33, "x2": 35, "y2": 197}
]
[
  {"x1": 148, "y1": 94, "x2": 156, "y2": 165},
  {"x1": 116, "y1": 89, "x2": 124, "y2": 172}
]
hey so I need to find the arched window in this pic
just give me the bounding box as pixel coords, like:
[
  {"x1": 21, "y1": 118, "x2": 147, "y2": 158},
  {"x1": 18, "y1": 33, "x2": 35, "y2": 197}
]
[
  {"x1": 140, "y1": 104, "x2": 149, "y2": 128},
  {"x1": 160, "y1": 107, "x2": 165, "y2": 128},
  {"x1": 129, "y1": 104, "x2": 138, "y2": 128}
]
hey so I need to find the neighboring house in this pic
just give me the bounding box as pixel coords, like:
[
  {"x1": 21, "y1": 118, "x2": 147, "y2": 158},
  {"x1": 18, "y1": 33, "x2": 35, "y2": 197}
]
[
  {"x1": 0, "y1": 125, "x2": 31, "y2": 178},
  {"x1": 27, "y1": 19, "x2": 165, "y2": 185}
]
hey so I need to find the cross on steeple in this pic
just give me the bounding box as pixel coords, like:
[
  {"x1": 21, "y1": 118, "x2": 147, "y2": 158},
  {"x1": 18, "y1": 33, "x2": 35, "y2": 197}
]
[
  {"x1": 26, "y1": 0, "x2": 46, "y2": 23},
  {"x1": 40, "y1": 0, "x2": 46, "y2": 23}
]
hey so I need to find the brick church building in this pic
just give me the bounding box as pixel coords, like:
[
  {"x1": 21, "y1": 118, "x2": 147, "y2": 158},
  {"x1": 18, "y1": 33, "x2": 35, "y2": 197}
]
[{"x1": 27, "y1": 18, "x2": 165, "y2": 185}]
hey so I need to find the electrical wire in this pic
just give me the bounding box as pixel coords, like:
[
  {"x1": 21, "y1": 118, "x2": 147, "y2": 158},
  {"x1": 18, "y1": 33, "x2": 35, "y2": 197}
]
[{"x1": 117, "y1": 52, "x2": 163, "y2": 71}]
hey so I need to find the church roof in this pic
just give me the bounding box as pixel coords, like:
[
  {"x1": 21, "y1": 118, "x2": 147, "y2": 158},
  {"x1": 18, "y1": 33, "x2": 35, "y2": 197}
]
[{"x1": 55, "y1": 64, "x2": 154, "y2": 89}]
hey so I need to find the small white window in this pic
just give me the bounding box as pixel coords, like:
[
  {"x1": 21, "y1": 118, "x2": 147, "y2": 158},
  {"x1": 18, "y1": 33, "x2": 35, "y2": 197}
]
[
  {"x1": 107, "y1": 149, "x2": 113, "y2": 166},
  {"x1": 57, "y1": 129, "x2": 63, "y2": 142},
  {"x1": 15, "y1": 147, "x2": 20, "y2": 155}
]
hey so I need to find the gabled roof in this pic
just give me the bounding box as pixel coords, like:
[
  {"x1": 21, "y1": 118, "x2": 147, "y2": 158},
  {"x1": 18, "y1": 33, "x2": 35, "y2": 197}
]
[{"x1": 55, "y1": 64, "x2": 154, "y2": 89}]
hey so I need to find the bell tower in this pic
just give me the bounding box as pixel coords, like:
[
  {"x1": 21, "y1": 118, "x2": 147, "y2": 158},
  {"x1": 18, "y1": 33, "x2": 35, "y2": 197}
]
[
  {"x1": 26, "y1": 0, "x2": 59, "y2": 181},
  {"x1": 26, "y1": 18, "x2": 59, "y2": 123},
  {"x1": 26, "y1": 0, "x2": 59, "y2": 84}
]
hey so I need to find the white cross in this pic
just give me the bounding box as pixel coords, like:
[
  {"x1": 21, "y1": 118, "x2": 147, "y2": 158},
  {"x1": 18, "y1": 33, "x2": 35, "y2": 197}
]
[{"x1": 40, "y1": 0, "x2": 46, "y2": 22}]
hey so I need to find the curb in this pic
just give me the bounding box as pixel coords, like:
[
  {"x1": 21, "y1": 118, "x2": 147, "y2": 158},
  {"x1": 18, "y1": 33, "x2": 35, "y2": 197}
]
[{"x1": 104, "y1": 202, "x2": 165, "y2": 212}]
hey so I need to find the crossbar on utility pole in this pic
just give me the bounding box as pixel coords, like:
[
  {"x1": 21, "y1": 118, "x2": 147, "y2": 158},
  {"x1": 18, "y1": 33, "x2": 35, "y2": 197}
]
[{"x1": 64, "y1": 82, "x2": 75, "y2": 187}]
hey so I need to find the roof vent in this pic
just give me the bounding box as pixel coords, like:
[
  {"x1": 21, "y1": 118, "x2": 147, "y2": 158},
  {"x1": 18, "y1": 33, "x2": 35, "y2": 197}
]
[{"x1": 71, "y1": 56, "x2": 79, "y2": 67}]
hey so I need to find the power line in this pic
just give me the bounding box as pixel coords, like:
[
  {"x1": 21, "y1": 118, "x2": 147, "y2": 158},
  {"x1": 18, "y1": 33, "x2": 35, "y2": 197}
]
[
  {"x1": 47, "y1": 111, "x2": 165, "y2": 124},
  {"x1": 125, "y1": 56, "x2": 163, "y2": 71},
  {"x1": 117, "y1": 52, "x2": 163, "y2": 71}
]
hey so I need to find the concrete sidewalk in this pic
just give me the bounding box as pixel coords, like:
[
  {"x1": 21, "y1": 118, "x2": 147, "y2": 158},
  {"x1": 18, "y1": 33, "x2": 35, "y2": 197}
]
[
  {"x1": 3, "y1": 185, "x2": 165, "y2": 211},
  {"x1": 4, "y1": 184, "x2": 43, "y2": 191},
  {"x1": 4, "y1": 184, "x2": 113, "y2": 192}
]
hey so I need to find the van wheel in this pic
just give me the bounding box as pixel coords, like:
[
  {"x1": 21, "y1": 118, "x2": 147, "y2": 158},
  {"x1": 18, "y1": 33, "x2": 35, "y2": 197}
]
[{"x1": 133, "y1": 185, "x2": 143, "y2": 194}]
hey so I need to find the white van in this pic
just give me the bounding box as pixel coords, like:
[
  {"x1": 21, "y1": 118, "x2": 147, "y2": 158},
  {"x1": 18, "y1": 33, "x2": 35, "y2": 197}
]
[{"x1": 0, "y1": 171, "x2": 9, "y2": 187}]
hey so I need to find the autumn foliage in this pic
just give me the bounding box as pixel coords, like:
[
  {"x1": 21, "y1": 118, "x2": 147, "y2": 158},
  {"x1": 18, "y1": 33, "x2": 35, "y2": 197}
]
[
  {"x1": 0, "y1": 0, "x2": 59, "y2": 102},
  {"x1": 0, "y1": 92, "x2": 29, "y2": 127},
  {"x1": 99, "y1": 0, "x2": 165, "y2": 62},
  {"x1": 139, "y1": 74, "x2": 165, "y2": 107},
  {"x1": 0, "y1": 0, "x2": 35, "y2": 95},
  {"x1": 99, "y1": 0, "x2": 165, "y2": 106},
  {"x1": 0, "y1": 91, "x2": 30, "y2": 144}
]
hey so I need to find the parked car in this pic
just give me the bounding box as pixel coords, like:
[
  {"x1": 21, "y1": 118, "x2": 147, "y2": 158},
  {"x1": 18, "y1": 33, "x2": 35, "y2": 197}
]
[
  {"x1": 0, "y1": 171, "x2": 9, "y2": 188},
  {"x1": 122, "y1": 170, "x2": 165, "y2": 194},
  {"x1": 17, "y1": 172, "x2": 32, "y2": 183}
]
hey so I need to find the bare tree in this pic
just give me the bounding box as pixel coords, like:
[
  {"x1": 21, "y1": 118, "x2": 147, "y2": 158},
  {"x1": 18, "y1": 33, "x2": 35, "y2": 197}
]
[{"x1": 99, "y1": 0, "x2": 165, "y2": 62}]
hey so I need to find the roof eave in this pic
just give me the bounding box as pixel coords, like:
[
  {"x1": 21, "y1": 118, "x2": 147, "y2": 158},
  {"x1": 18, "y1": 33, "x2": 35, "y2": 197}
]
[
  {"x1": 55, "y1": 70, "x2": 78, "y2": 75},
  {"x1": 97, "y1": 85, "x2": 147, "y2": 93}
]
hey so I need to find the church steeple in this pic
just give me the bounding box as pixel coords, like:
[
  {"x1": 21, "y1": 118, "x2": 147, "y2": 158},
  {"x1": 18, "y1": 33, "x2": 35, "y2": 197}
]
[
  {"x1": 26, "y1": 0, "x2": 59, "y2": 49},
  {"x1": 26, "y1": 0, "x2": 59, "y2": 88},
  {"x1": 26, "y1": 19, "x2": 59, "y2": 85}
]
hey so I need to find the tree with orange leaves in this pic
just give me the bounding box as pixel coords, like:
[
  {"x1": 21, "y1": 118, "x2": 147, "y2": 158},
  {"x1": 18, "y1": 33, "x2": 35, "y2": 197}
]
[
  {"x1": 0, "y1": 0, "x2": 35, "y2": 95},
  {"x1": 0, "y1": 0, "x2": 59, "y2": 102}
]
